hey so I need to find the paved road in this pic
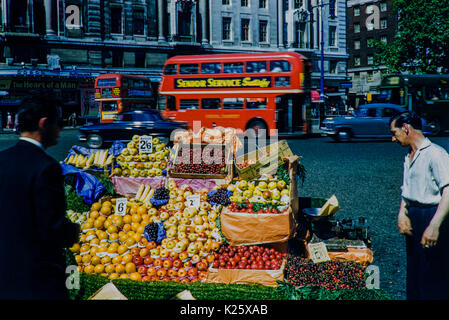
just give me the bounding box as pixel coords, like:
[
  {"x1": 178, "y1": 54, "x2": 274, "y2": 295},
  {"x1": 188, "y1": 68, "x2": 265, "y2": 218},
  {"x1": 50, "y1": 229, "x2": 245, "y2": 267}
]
[{"x1": 2, "y1": 129, "x2": 449, "y2": 300}]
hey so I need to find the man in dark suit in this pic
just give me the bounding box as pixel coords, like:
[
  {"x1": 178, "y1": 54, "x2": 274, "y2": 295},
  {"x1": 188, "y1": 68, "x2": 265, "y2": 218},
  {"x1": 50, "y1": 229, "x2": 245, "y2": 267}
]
[{"x1": 0, "y1": 94, "x2": 80, "y2": 299}]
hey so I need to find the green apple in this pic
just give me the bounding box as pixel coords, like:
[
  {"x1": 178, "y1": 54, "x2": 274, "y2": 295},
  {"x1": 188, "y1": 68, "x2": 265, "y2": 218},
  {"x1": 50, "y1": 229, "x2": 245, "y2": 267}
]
[
  {"x1": 268, "y1": 181, "x2": 277, "y2": 190},
  {"x1": 277, "y1": 180, "x2": 287, "y2": 190}
]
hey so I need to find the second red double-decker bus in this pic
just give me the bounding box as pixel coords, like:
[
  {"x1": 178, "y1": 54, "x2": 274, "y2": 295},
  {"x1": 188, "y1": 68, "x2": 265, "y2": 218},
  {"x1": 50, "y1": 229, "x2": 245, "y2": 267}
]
[
  {"x1": 95, "y1": 73, "x2": 155, "y2": 122},
  {"x1": 158, "y1": 52, "x2": 311, "y2": 136}
]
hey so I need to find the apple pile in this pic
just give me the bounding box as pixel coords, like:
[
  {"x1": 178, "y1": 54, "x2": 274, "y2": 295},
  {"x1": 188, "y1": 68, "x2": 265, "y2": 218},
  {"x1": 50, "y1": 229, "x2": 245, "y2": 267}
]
[
  {"x1": 236, "y1": 158, "x2": 257, "y2": 170},
  {"x1": 211, "y1": 245, "x2": 288, "y2": 270},
  {"x1": 112, "y1": 135, "x2": 170, "y2": 178},
  {"x1": 70, "y1": 181, "x2": 224, "y2": 281},
  {"x1": 226, "y1": 177, "x2": 290, "y2": 213}
]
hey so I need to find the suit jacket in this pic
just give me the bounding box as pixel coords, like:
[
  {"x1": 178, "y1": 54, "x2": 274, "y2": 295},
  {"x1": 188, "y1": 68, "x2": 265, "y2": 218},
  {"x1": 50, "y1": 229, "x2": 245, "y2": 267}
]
[{"x1": 0, "y1": 140, "x2": 79, "y2": 299}]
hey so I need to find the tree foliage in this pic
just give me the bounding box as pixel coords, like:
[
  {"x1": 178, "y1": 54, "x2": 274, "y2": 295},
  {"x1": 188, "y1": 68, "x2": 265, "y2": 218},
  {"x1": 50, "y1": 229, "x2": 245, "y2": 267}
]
[{"x1": 374, "y1": 0, "x2": 449, "y2": 74}]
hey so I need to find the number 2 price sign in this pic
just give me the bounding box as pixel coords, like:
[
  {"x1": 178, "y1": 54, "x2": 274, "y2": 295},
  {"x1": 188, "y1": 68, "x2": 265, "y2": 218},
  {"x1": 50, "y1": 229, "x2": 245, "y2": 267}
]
[
  {"x1": 115, "y1": 198, "x2": 128, "y2": 216},
  {"x1": 139, "y1": 136, "x2": 153, "y2": 154},
  {"x1": 186, "y1": 194, "x2": 201, "y2": 209}
]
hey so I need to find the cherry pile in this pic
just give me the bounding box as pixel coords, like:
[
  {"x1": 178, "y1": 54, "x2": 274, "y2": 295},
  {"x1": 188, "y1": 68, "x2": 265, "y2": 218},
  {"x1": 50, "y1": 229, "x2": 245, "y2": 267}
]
[
  {"x1": 174, "y1": 147, "x2": 225, "y2": 175},
  {"x1": 284, "y1": 256, "x2": 367, "y2": 291},
  {"x1": 211, "y1": 245, "x2": 288, "y2": 270}
]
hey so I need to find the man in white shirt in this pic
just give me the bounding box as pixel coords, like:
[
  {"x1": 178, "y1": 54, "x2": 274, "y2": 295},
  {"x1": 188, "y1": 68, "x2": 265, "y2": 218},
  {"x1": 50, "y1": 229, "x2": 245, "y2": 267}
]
[{"x1": 390, "y1": 111, "x2": 449, "y2": 300}]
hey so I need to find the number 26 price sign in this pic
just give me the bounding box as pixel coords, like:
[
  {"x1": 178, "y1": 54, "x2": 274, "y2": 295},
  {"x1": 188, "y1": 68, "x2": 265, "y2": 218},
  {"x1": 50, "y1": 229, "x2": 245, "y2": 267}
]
[{"x1": 139, "y1": 136, "x2": 153, "y2": 154}]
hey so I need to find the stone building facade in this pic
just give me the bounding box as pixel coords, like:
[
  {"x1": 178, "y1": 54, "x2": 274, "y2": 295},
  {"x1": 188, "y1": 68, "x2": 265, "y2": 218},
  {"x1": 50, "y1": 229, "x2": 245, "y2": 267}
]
[{"x1": 346, "y1": 0, "x2": 397, "y2": 107}]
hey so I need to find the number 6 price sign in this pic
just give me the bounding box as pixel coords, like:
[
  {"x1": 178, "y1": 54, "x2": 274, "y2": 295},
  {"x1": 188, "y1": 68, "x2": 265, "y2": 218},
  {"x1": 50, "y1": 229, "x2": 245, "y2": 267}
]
[
  {"x1": 139, "y1": 136, "x2": 153, "y2": 154},
  {"x1": 115, "y1": 198, "x2": 128, "y2": 216}
]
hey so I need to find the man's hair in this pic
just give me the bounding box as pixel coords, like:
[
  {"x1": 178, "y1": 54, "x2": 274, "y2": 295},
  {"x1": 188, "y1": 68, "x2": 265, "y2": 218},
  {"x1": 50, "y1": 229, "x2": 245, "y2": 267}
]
[
  {"x1": 16, "y1": 91, "x2": 62, "y2": 133},
  {"x1": 389, "y1": 111, "x2": 422, "y2": 131}
]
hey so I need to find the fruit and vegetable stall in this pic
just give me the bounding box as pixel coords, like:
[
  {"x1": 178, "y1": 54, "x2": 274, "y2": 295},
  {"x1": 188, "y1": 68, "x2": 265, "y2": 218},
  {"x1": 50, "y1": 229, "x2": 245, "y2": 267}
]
[{"x1": 62, "y1": 128, "x2": 389, "y2": 300}]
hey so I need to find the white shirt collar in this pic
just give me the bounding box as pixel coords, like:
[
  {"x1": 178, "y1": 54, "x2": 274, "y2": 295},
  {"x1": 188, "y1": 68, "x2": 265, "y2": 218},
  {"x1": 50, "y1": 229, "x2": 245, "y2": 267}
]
[{"x1": 19, "y1": 137, "x2": 44, "y2": 151}]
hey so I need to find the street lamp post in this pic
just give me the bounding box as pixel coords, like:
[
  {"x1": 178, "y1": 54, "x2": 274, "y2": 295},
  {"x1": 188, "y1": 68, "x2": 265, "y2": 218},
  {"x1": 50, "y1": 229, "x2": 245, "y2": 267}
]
[{"x1": 319, "y1": 0, "x2": 325, "y2": 102}]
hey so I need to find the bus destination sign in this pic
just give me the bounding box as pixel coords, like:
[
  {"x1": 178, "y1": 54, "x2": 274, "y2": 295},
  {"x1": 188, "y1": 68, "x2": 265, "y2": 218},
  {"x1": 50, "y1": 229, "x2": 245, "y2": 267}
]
[{"x1": 175, "y1": 76, "x2": 271, "y2": 89}]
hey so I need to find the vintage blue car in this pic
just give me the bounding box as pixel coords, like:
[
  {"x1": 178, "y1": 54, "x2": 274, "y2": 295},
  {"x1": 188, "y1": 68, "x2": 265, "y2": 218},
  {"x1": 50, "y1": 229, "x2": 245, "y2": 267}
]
[
  {"x1": 320, "y1": 103, "x2": 438, "y2": 142},
  {"x1": 78, "y1": 109, "x2": 188, "y2": 148}
]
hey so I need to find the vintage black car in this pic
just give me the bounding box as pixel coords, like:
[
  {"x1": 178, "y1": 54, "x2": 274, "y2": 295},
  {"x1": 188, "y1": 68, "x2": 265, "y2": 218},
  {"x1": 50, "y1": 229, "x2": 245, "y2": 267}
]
[
  {"x1": 79, "y1": 109, "x2": 188, "y2": 148},
  {"x1": 320, "y1": 103, "x2": 438, "y2": 142}
]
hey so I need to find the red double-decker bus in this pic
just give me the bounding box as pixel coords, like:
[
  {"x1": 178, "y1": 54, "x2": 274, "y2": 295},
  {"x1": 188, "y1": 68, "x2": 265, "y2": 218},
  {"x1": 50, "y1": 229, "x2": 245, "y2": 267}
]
[
  {"x1": 95, "y1": 73, "x2": 155, "y2": 122},
  {"x1": 158, "y1": 52, "x2": 311, "y2": 136}
]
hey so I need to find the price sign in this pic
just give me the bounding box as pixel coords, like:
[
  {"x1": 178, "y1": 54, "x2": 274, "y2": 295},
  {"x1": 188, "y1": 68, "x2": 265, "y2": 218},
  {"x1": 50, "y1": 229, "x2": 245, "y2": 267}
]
[
  {"x1": 186, "y1": 194, "x2": 201, "y2": 209},
  {"x1": 115, "y1": 198, "x2": 128, "y2": 216},
  {"x1": 307, "y1": 242, "x2": 331, "y2": 264},
  {"x1": 139, "y1": 136, "x2": 153, "y2": 154}
]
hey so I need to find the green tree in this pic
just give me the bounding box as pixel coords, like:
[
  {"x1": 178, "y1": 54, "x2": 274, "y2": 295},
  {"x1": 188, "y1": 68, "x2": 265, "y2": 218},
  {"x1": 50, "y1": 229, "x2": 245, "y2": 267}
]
[{"x1": 375, "y1": 0, "x2": 449, "y2": 74}]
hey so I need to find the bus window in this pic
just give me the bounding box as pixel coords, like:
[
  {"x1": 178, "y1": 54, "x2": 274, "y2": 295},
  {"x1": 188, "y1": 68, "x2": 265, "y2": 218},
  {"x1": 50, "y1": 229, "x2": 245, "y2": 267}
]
[
  {"x1": 246, "y1": 61, "x2": 267, "y2": 73},
  {"x1": 102, "y1": 101, "x2": 118, "y2": 112},
  {"x1": 164, "y1": 64, "x2": 178, "y2": 75},
  {"x1": 275, "y1": 76, "x2": 291, "y2": 87},
  {"x1": 270, "y1": 60, "x2": 291, "y2": 72},
  {"x1": 223, "y1": 98, "x2": 244, "y2": 109},
  {"x1": 102, "y1": 88, "x2": 113, "y2": 97},
  {"x1": 180, "y1": 99, "x2": 199, "y2": 109},
  {"x1": 246, "y1": 98, "x2": 267, "y2": 109},
  {"x1": 97, "y1": 78, "x2": 117, "y2": 87},
  {"x1": 166, "y1": 95, "x2": 176, "y2": 111},
  {"x1": 201, "y1": 63, "x2": 221, "y2": 74},
  {"x1": 180, "y1": 64, "x2": 199, "y2": 74},
  {"x1": 223, "y1": 63, "x2": 244, "y2": 74},
  {"x1": 425, "y1": 87, "x2": 443, "y2": 100},
  {"x1": 202, "y1": 98, "x2": 221, "y2": 109}
]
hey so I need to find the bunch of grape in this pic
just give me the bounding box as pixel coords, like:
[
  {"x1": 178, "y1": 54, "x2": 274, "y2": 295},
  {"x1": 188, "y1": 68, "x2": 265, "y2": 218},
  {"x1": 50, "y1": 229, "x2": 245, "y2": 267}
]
[
  {"x1": 207, "y1": 188, "x2": 231, "y2": 206},
  {"x1": 153, "y1": 187, "x2": 170, "y2": 200},
  {"x1": 144, "y1": 222, "x2": 159, "y2": 242}
]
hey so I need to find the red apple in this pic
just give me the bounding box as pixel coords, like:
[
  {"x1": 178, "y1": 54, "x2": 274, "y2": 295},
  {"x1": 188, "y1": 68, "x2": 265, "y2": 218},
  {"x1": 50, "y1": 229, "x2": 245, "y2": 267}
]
[
  {"x1": 187, "y1": 267, "x2": 198, "y2": 277},
  {"x1": 133, "y1": 255, "x2": 144, "y2": 266},
  {"x1": 147, "y1": 267, "x2": 157, "y2": 276},
  {"x1": 137, "y1": 265, "x2": 147, "y2": 274},
  {"x1": 197, "y1": 262, "x2": 208, "y2": 271},
  {"x1": 177, "y1": 267, "x2": 187, "y2": 277},
  {"x1": 163, "y1": 259, "x2": 173, "y2": 269},
  {"x1": 173, "y1": 259, "x2": 183, "y2": 269},
  {"x1": 153, "y1": 258, "x2": 163, "y2": 267},
  {"x1": 156, "y1": 268, "x2": 167, "y2": 277},
  {"x1": 143, "y1": 255, "x2": 154, "y2": 265}
]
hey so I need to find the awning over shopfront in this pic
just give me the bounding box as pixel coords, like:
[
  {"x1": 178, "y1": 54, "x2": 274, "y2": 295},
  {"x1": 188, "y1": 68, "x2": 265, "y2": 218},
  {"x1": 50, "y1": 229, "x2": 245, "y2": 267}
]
[{"x1": 311, "y1": 90, "x2": 321, "y2": 102}]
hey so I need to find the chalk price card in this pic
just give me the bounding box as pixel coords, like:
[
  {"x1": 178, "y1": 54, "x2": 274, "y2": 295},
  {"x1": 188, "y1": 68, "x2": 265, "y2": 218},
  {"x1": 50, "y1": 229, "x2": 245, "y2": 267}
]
[
  {"x1": 307, "y1": 242, "x2": 331, "y2": 264},
  {"x1": 115, "y1": 198, "x2": 128, "y2": 216},
  {"x1": 186, "y1": 194, "x2": 201, "y2": 209},
  {"x1": 139, "y1": 136, "x2": 153, "y2": 154}
]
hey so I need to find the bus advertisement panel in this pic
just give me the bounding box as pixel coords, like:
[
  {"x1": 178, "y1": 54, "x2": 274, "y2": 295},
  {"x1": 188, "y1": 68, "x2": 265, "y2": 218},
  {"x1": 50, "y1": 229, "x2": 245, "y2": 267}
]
[
  {"x1": 158, "y1": 52, "x2": 311, "y2": 137},
  {"x1": 95, "y1": 73, "x2": 154, "y2": 122}
]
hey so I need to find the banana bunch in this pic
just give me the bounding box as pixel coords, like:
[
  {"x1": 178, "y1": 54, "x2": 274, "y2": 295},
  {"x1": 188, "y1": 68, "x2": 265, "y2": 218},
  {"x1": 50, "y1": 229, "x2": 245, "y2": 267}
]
[
  {"x1": 134, "y1": 183, "x2": 156, "y2": 207},
  {"x1": 66, "y1": 210, "x2": 88, "y2": 225},
  {"x1": 65, "y1": 150, "x2": 114, "y2": 169}
]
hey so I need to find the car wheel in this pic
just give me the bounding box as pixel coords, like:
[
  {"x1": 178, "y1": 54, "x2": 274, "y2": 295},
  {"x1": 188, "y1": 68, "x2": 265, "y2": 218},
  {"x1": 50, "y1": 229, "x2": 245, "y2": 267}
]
[
  {"x1": 336, "y1": 129, "x2": 352, "y2": 142},
  {"x1": 246, "y1": 120, "x2": 268, "y2": 139},
  {"x1": 87, "y1": 134, "x2": 103, "y2": 149},
  {"x1": 427, "y1": 118, "x2": 441, "y2": 136}
]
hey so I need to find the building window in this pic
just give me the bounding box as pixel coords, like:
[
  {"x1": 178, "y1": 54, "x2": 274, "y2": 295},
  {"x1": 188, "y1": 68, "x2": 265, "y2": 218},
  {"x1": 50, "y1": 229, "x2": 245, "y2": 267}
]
[
  {"x1": 294, "y1": 0, "x2": 303, "y2": 9},
  {"x1": 329, "y1": 60, "x2": 338, "y2": 74},
  {"x1": 329, "y1": 26, "x2": 337, "y2": 47},
  {"x1": 380, "y1": 35, "x2": 388, "y2": 44},
  {"x1": 295, "y1": 22, "x2": 306, "y2": 48},
  {"x1": 241, "y1": 18, "x2": 250, "y2": 42},
  {"x1": 354, "y1": 23, "x2": 360, "y2": 33},
  {"x1": 259, "y1": 20, "x2": 268, "y2": 43},
  {"x1": 259, "y1": 0, "x2": 267, "y2": 8},
  {"x1": 354, "y1": 7, "x2": 360, "y2": 16},
  {"x1": 111, "y1": 7, "x2": 122, "y2": 34},
  {"x1": 222, "y1": 17, "x2": 232, "y2": 40},
  {"x1": 135, "y1": 52, "x2": 145, "y2": 68},
  {"x1": 354, "y1": 57, "x2": 361, "y2": 66},
  {"x1": 381, "y1": 19, "x2": 387, "y2": 29},
  {"x1": 367, "y1": 71, "x2": 374, "y2": 82},
  {"x1": 354, "y1": 40, "x2": 360, "y2": 50},
  {"x1": 366, "y1": 5, "x2": 375, "y2": 14},
  {"x1": 222, "y1": 0, "x2": 230, "y2": 5},
  {"x1": 133, "y1": 8, "x2": 145, "y2": 35},
  {"x1": 367, "y1": 37, "x2": 374, "y2": 48},
  {"x1": 329, "y1": 0, "x2": 336, "y2": 18},
  {"x1": 241, "y1": 0, "x2": 249, "y2": 7},
  {"x1": 367, "y1": 55, "x2": 374, "y2": 65},
  {"x1": 380, "y1": 2, "x2": 387, "y2": 11},
  {"x1": 112, "y1": 51, "x2": 123, "y2": 67}
]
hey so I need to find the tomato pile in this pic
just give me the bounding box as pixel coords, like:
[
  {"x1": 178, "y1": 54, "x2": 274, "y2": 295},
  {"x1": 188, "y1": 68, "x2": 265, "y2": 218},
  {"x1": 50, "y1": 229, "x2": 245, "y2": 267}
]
[{"x1": 211, "y1": 245, "x2": 288, "y2": 270}]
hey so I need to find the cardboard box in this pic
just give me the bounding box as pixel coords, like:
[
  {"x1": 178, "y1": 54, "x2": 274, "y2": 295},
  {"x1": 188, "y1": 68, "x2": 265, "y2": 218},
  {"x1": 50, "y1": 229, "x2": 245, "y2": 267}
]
[
  {"x1": 206, "y1": 260, "x2": 286, "y2": 287},
  {"x1": 220, "y1": 207, "x2": 296, "y2": 246},
  {"x1": 168, "y1": 143, "x2": 233, "y2": 180},
  {"x1": 235, "y1": 140, "x2": 294, "y2": 180}
]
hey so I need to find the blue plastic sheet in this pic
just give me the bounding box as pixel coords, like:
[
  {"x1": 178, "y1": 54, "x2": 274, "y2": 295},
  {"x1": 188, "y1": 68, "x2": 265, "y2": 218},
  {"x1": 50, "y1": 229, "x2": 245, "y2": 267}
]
[
  {"x1": 65, "y1": 140, "x2": 127, "y2": 160},
  {"x1": 60, "y1": 163, "x2": 106, "y2": 205}
]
